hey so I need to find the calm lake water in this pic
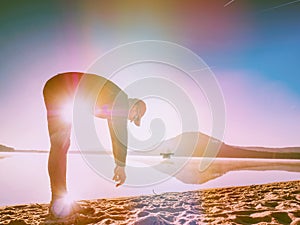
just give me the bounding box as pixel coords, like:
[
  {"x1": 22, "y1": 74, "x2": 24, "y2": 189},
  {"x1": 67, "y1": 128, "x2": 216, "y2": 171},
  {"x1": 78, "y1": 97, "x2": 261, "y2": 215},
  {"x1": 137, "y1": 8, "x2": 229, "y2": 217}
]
[{"x1": 0, "y1": 152, "x2": 299, "y2": 206}]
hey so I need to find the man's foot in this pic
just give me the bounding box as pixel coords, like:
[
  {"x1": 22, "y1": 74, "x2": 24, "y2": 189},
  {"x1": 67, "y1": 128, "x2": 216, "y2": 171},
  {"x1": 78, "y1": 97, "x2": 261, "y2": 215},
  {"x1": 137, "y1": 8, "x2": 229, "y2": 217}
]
[{"x1": 45, "y1": 198, "x2": 85, "y2": 224}]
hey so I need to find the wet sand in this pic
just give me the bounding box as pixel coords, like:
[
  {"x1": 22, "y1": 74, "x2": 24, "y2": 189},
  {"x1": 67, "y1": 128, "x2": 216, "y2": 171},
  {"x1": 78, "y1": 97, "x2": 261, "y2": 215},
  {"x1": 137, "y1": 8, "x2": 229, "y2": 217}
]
[{"x1": 0, "y1": 180, "x2": 299, "y2": 224}]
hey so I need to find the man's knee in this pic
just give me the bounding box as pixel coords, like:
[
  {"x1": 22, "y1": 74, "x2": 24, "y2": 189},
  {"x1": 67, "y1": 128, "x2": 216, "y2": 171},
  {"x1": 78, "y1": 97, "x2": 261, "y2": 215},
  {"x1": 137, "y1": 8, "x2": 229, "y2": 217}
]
[{"x1": 49, "y1": 131, "x2": 71, "y2": 154}]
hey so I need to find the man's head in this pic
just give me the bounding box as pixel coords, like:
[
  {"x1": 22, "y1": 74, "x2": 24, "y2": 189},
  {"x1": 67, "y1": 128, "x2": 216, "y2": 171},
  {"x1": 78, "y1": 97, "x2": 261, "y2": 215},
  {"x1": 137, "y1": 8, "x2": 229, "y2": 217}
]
[{"x1": 128, "y1": 98, "x2": 146, "y2": 126}]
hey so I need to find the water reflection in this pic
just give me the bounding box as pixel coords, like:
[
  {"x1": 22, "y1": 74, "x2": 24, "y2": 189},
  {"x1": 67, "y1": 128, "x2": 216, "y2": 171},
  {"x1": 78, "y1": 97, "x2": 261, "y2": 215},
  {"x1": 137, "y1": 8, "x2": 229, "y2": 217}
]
[
  {"x1": 0, "y1": 152, "x2": 299, "y2": 206},
  {"x1": 151, "y1": 157, "x2": 300, "y2": 184}
]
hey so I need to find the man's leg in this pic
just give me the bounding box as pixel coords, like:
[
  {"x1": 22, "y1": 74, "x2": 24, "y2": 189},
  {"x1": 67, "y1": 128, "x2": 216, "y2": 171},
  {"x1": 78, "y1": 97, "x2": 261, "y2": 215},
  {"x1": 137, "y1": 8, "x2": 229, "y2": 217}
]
[
  {"x1": 46, "y1": 107, "x2": 71, "y2": 201},
  {"x1": 43, "y1": 77, "x2": 73, "y2": 202},
  {"x1": 42, "y1": 73, "x2": 92, "y2": 220}
]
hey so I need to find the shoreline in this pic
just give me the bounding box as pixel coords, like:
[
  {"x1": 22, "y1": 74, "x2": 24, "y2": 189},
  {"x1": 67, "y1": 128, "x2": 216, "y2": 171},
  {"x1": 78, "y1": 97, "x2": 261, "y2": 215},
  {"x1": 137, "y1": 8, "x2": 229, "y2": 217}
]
[
  {"x1": 2, "y1": 149, "x2": 300, "y2": 160},
  {"x1": 1, "y1": 180, "x2": 299, "y2": 224}
]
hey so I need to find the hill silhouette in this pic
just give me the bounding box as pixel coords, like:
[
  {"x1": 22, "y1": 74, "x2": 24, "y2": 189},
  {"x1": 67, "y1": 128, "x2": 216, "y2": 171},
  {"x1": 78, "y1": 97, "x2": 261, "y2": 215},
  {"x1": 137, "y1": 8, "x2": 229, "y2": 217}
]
[
  {"x1": 132, "y1": 132, "x2": 300, "y2": 159},
  {"x1": 0, "y1": 144, "x2": 14, "y2": 152}
]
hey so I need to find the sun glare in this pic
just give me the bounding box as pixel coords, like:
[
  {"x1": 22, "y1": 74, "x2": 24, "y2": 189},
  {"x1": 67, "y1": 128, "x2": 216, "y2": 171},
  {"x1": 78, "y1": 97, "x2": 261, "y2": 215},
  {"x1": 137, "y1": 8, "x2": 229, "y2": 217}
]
[
  {"x1": 62, "y1": 193, "x2": 75, "y2": 206},
  {"x1": 60, "y1": 100, "x2": 74, "y2": 123},
  {"x1": 51, "y1": 193, "x2": 75, "y2": 218}
]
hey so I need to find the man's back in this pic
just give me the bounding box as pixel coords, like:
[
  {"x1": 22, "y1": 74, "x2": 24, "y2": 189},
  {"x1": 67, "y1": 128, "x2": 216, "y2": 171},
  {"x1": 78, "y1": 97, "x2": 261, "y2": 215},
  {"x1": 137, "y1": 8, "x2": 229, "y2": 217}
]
[{"x1": 43, "y1": 72, "x2": 128, "y2": 119}]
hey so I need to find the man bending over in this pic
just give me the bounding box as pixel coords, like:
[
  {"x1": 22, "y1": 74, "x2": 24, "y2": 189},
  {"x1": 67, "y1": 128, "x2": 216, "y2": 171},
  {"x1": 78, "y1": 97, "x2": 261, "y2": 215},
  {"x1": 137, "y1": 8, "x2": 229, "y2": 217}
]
[{"x1": 43, "y1": 72, "x2": 146, "y2": 220}]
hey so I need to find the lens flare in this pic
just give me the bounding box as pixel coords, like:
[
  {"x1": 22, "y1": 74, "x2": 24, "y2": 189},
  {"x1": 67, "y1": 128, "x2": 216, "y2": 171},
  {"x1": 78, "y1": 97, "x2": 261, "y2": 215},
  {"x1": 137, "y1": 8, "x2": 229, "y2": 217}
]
[
  {"x1": 51, "y1": 193, "x2": 75, "y2": 218},
  {"x1": 60, "y1": 100, "x2": 74, "y2": 124}
]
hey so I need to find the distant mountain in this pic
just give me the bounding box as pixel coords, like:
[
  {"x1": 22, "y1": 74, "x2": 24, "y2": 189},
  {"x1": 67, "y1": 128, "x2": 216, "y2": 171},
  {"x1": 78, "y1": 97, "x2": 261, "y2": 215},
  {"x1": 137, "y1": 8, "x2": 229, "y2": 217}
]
[
  {"x1": 131, "y1": 132, "x2": 300, "y2": 159},
  {"x1": 239, "y1": 146, "x2": 300, "y2": 153},
  {"x1": 0, "y1": 144, "x2": 15, "y2": 152}
]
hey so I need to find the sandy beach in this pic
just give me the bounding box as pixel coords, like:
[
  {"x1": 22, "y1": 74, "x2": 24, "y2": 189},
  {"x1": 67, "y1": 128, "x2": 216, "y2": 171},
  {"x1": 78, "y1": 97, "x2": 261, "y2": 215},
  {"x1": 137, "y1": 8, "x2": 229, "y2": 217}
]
[{"x1": 0, "y1": 180, "x2": 299, "y2": 225}]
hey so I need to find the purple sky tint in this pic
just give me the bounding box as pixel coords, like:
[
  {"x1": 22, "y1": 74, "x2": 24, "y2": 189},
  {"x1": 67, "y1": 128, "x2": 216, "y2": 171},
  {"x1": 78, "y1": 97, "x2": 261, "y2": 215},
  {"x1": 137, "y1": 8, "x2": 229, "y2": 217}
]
[{"x1": 0, "y1": 1, "x2": 299, "y2": 149}]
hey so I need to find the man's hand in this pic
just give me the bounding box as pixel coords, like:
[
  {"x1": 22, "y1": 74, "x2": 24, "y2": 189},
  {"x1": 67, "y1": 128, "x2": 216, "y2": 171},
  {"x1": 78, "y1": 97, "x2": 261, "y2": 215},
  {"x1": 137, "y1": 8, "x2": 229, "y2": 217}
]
[{"x1": 112, "y1": 165, "x2": 126, "y2": 187}]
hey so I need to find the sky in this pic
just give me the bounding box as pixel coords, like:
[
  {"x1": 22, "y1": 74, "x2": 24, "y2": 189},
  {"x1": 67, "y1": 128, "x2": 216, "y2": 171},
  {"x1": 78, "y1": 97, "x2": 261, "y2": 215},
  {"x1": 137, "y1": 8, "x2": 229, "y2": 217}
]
[{"x1": 0, "y1": 0, "x2": 300, "y2": 150}]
